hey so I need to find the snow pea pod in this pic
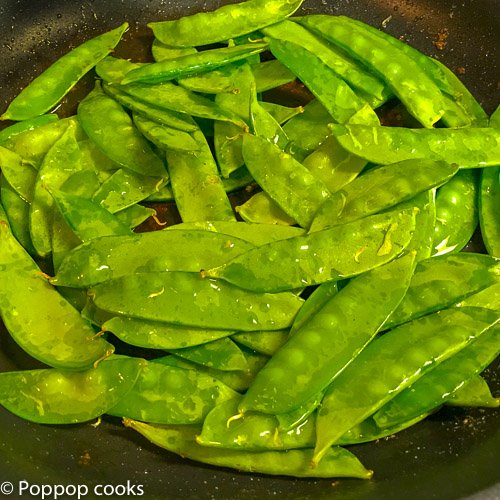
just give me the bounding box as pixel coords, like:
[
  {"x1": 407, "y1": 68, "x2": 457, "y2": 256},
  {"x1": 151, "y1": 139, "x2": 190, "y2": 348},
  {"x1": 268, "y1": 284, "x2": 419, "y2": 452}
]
[
  {"x1": 299, "y1": 15, "x2": 445, "y2": 127},
  {"x1": 114, "y1": 204, "x2": 156, "y2": 230},
  {"x1": 447, "y1": 375, "x2": 499, "y2": 408},
  {"x1": 313, "y1": 306, "x2": 499, "y2": 465},
  {"x1": 456, "y1": 282, "x2": 500, "y2": 312},
  {"x1": 151, "y1": 39, "x2": 197, "y2": 62},
  {"x1": 0, "y1": 205, "x2": 113, "y2": 369},
  {"x1": 231, "y1": 330, "x2": 289, "y2": 356},
  {"x1": 123, "y1": 419, "x2": 372, "y2": 479},
  {"x1": 52, "y1": 229, "x2": 254, "y2": 288},
  {"x1": 261, "y1": 102, "x2": 304, "y2": 125},
  {"x1": 239, "y1": 252, "x2": 416, "y2": 415},
  {"x1": 0, "y1": 146, "x2": 36, "y2": 203},
  {"x1": 237, "y1": 191, "x2": 297, "y2": 226},
  {"x1": 0, "y1": 24, "x2": 128, "y2": 121},
  {"x1": 178, "y1": 62, "x2": 246, "y2": 94},
  {"x1": 310, "y1": 160, "x2": 458, "y2": 231},
  {"x1": 207, "y1": 208, "x2": 417, "y2": 292},
  {"x1": 77, "y1": 83, "x2": 167, "y2": 178},
  {"x1": 90, "y1": 271, "x2": 304, "y2": 331},
  {"x1": 479, "y1": 166, "x2": 500, "y2": 257},
  {"x1": 122, "y1": 42, "x2": 268, "y2": 84},
  {"x1": 252, "y1": 59, "x2": 296, "y2": 92},
  {"x1": 373, "y1": 324, "x2": 500, "y2": 428},
  {"x1": 0, "y1": 114, "x2": 59, "y2": 144},
  {"x1": 149, "y1": 0, "x2": 304, "y2": 47},
  {"x1": 108, "y1": 360, "x2": 238, "y2": 424},
  {"x1": 0, "y1": 357, "x2": 144, "y2": 424},
  {"x1": 330, "y1": 124, "x2": 500, "y2": 169},
  {"x1": 241, "y1": 133, "x2": 331, "y2": 229}
]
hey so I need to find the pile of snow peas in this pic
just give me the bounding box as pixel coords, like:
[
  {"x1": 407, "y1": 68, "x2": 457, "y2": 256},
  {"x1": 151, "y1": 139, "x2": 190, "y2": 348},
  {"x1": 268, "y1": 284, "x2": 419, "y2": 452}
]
[{"x1": 0, "y1": 0, "x2": 499, "y2": 479}]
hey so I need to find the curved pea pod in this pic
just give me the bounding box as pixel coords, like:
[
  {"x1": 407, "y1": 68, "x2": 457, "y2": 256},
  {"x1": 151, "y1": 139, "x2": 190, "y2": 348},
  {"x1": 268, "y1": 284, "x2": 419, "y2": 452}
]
[
  {"x1": 266, "y1": 37, "x2": 380, "y2": 126},
  {"x1": 252, "y1": 59, "x2": 296, "y2": 92},
  {"x1": 151, "y1": 39, "x2": 197, "y2": 62},
  {"x1": 207, "y1": 208, "x2": 417, "y2": 293},
  {"x1": 107, "y1": 361, "x2": 238, "y2": 425},
  {"x1": 1, "y1": 24, "x2": 128, "y2": 121},
  {"x1": 433, "y1": 169, "x2": 479, "y2": 256},
  {"x1": 446, "y1": 375, "x2": 499, "y2": 408},
  {"x1": 241, "y1": 133, "x2": 331, "y2": 229},
  {"x1": 122, "y1": 42, "x2": 269, "y2": 84},
  {"x1": 102, "y1": 316, "x2": 234, "y2": 350},
  {"x1": 77, "y1": 83, "x2": 167, "y2": 178},
  {"x1": 168, "y1": 337, "x2": 248, "y2": 372},
  {"x1": 479, "y1": 166, "x2": 500, "y2": 257},
  {"x1": 0, "y1": 357, "x2": 144, "y2": 424},
  {"x1": 298, "y1": 15, "x2": 445, "y2": 128},
  {"x1": 0, "y1": 206, "x2": 113, "y2": 369},
  {"x1": 149, "y1": 0, "x2": 304, "y2": 47},
  {"x1": 52, "y1": 229, "x2": 254, "y2": 288},
  {"x1": 231, "y1": 330, "x2": 289, "y2": 356},
  {"x1": 384, "y1": 253, "x2": 500, "y2": 330},
  {"x1": 0, "y1": 114, "x2": 59, "y2": 144},
  {"x1": 373, "y1": 324, "x2": 500, "y2": 428},
  {"x1": 123, "y1": 419, "x2": 372, "y2": 479},
  {"x1": 311, "y1": 160, "x2": 458, "y2": 232},
  {"x1": 237, "y1": 191, "x2": 297, "y2": 226},
  {"x1": 313, "y1": 306, "x2": 500, "y2": 465},
  {"x1": 0, "y1": 146, "x2": 36, "y2": 203},
  {"x1": 330, "y1": 124, "x2": 500, "y2": 169},
  {"x1": 91, "y1": 271, "x2": 303, "y2": 331},
  {"x1": 239, "y1": 252, "x2": 416, "y2": 416}
]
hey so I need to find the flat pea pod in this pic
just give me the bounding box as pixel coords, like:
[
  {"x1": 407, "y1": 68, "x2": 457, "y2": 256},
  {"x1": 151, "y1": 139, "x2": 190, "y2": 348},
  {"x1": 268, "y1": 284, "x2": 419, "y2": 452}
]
[
  {"x1": 151, "y1": 39, "x2": 197, "y2": 62},
  {"x1": 446, "y1": 375, "x2": 499, "y2": 408},
  {"x1": 52, "y1": 229, "x2": 254, "y2": 288},
  {"x1": 276, "y1": 391, "x2": 324, "y2": 432},
  {"x1": 107, "y1": 360, "x2": 238, "y2": 425},
  {"x1": 207, "y1": 208, "x2": 417, "y2": 293},
  {"x1": 148, "y1": 0, "x2": 304, "y2": 48},
  {"x1": 433, "y1": 169, "x2": 479, "y2": 256},
  {"x1": 239, "y1": 252, "x2": 416, "y2": 415},
  {"x1": 237, "y1": 191, "x2": 297, "y2": 226},
  {"x1": 252, "y1": 59, "x2": 296, "y2": 92},
  {"x1": 77, "y1": 83, "x2": 167, "y2": 178},
  {"x1": 479, "y1": 166, "x2": 500, "y2": 257},
  {"x1": 0, "y1": 146, "x2": 37, "y2": 203},
  {"x1": 455, "y1": 282, "x2": 500, "y2": 311},
  {"x1": 330, "y1": 124, "x2": 500, "y2": 169},
  {"x1": 90, "y1": 271, "x2": 304, "y2": 331},
  {"x1": 261, "y1": 102, "x2": 304, "y2": 125},
  {"x1": 373, "y1": 324, "x2": 500, "y2": 428},
  {"x1": 0, "y1": 357, "x2": 144, "y2": 424},
  {"x1": 0, "y1": 114, "x2": 59, "y2": 144},
  {"x1": 231, "y1": 330, "x2": 289, "y2": 356},
  {"x1": 241, "y1": 133, "x2": 331, "y2": 229},
  {"x1": 102, "y1": 316, "x2": 234, "y2": 350},
  {"x1": 121, "y1": 42, "x2": 269, "y2": 84},
  {"x1": 123, "y1": 419, "x2": 372, "y2": 479},
  {"x1": 313, "y1": 306, "x2": 500, "y2": 465},
  {"x1": 384, "y1": 252, "x2": 500, "y2": 330},
  {"x1": 298, "y1": 15, "x2": 445, "y2": 128},
  {"x1": 310, "y1": 160, "x2": 458, "y2": 231},
  {"x1": 0, "y1": 205, "x2": 113, "y2": 369},
  {"x1": 177, "y1": 62, "x2": 246, "y2": 94},
  {"x1": 1, "y1": 24, "x2": 128, "y2": 121},
  {"x1": 114, "y1": 204, "x2": 156, "y2": 230}
]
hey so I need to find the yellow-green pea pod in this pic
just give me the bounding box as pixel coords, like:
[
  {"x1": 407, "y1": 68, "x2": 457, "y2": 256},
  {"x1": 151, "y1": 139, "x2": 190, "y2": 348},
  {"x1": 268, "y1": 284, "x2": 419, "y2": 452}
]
[
  {"x1": 261, "y1": 102, "x2": 304, "y2": 125},
  {"x1": 123, "y1": 419, "x2": 372, "y2": 479},
  {"x1": 313, "y1": 307, "x2": 499, "y2": 465},
  {"x1": 207, "y1": 208, "x2": 417, "y2": 293},
  {"x1": 479, "y1": 166, "x2": 500, "y2": 257},
  {"x1": 108, "y1": 360, "x2": 238, "y2": 425},
  {"x1": 0, "y1": 357, "x2": 144, "y2": 424},
  {"x1": 0, "y1": 204, "x2": 113, "y2": 370},
  {"x1": 1, "y1": 24, "x2": 128, "y2": 121},
  {"x1": 0, "y1": 146, "x2": 37, "y2": 203},
  {"x1": 151, "y1": 39, "x2": 197, "y2": 62},
  {"x1": 0, "y1": 114, "x2": 59, "y2": 144},
  {"x1": 446, "y1": 375, "x2": 499, "y2": 408},
  {"x1": 455, "y1": 282, "x2": 500, "y2": 311},
  {"x1": 237, "y1": 191, "x2": 297, "y2": 225},
  {"x1": 231, "y1": 330, "x2": 289, "y2": 356},
  {"x1": 114, "y1": 205, "x2": 156, "y2": 230}
]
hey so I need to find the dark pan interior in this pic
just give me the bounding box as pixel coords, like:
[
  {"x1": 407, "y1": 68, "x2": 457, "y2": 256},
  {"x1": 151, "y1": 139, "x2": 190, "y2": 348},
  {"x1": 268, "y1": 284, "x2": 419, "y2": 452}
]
[{"x1": 0, "y1": 0, "x2": 499, "y2": 498}]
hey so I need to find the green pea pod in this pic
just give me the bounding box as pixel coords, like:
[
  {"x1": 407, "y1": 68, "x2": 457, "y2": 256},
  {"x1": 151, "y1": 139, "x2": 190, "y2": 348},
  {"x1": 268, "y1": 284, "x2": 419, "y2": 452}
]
[
  {"x1": 123, "y1": 419, "x2": 372, "y2": 479},
  {"x1": 261, "y1": 102, "x2": 304, "y2": 125},
  {"x1": 252, "y1": 59, "x2": 296, "y2": 92},
  {"x1": 77, "y1": 83, "x2": 167, "y2": 178},
  {"x1": 107, "y1": 360, "x2": 238, "y2": 425},
  {"x1": 374, "y1": 324, "x2": 500, "y2": 428},
  {"x1": 232, "y1": 330, "x2": 289, "y2": 356},
  {"x1": 90, "y1": 271, "x2": 304, "y2": 331},
  {"x1": 0, "y1": 114, "x2": 59, "y2": 144},
  {"x1": 178, "y1": 62, "x2": 245, "y2": 94},
  {"x1": 298, "y1": 15, "x2": 445, "y2": 127},
  {"x1": 0, "y1": 357, "x2": 144, "y2": 424},
  {"x1": 330, "y1": 124, "x2": 500, "y2": 169},
  {"x1": 455, "y1": 282, "x2": 500, "y2": 311},
  {"x1": 237, "y1": 191, "x2": 297, "y2": 226},
  {"x1": 102, "y1": 316, "x2": 234, "y2": 350},
  {"x1": 241, "y1": 133, "x2": 331, "y2": 229},
  {"x1": 114, "y1": 204, "x2": 156, "y2": 230},
  {"x1": 313, "y1": 307, "x2": 499, "y2": 465},
  {"x1": 479, "y1": 166, "x2": 500, "y2": 257},
  {"x1": 207, "y1": 208, "x2": 417, "y2": 292},
  {"x1": 446, "y1": 375, "x2": 499, "y2": 408},
  {"x1": 266, "y1": 37, "x2": 379, "y2": 126},
  {"x1": 151, "y1": 39, "x2": 197, "y2": 62},
  {"x1": 96, "y1": 56, "x2": 143, "y2": 83},
  {"x1": 0, "y1": 205, "x2": 113, "y2": 369},
  {"x1": 311, "y1": 160, "x2": 458, "y2": 231},
  {"x1": 276, "y1": 391, "x2": 324, "y2": 432},
  {"x1": 149, "y1": 0, "x2": 304, "y2": 47},
  {"x1": 0, "y1": 146, "x2": 36, "y2": 203},
  {"x1": 239, "y1": 252, "x2": 416, "y2": 415},
  {"x1": 433, "y1": 169, "x2": 479, "y2": 255},
  {"x1": 52, "y1": 229, "x2": 254, "y2": 288},
  {"x1": 1, "y1": 24, "x2": 128, "y2": 121},
  {"x1": 122, "y1": 42, "x2": 269, "y2": 84},
  {"x1": 385, "y1": 253, "x2": 500, "y2": 330}
]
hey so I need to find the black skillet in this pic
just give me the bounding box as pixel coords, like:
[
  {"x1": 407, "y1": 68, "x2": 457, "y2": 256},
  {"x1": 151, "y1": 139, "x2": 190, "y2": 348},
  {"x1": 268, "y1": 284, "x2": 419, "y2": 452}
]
[{"x1": 0, "y1": 0, "x2": 499, "y2": 498}]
